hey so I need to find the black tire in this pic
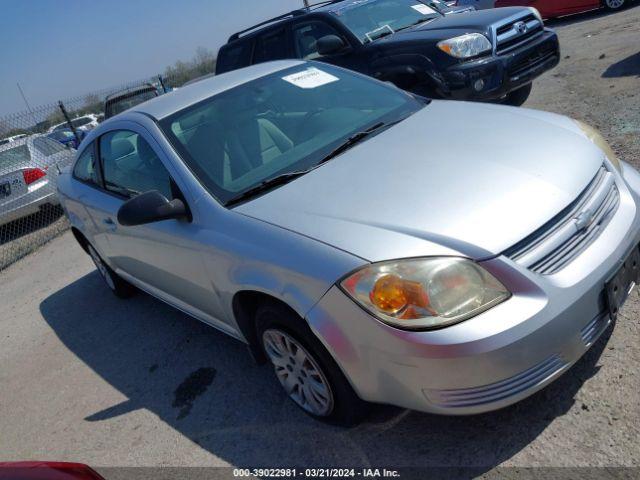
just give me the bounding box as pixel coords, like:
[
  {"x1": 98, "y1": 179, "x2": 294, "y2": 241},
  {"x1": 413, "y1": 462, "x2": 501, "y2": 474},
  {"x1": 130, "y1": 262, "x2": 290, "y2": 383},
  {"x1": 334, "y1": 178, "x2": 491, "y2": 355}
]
[
  {"x1": 256, "y1": 302, "x2": 368, "y2": 426},
  {"x1": 502, "y1": 83, "x2": 533, "y2": 107},
  {"x1": 87, "y1": 244, "x2": 136, "y2": 299},
  {"x1": 603, "y1": 0, "x2": 626, "y2": 10}
]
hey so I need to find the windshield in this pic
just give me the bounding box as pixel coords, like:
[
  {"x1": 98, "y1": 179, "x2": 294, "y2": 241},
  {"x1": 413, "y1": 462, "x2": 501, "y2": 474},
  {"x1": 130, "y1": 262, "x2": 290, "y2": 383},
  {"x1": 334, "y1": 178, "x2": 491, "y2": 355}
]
[
  {"x1": 160, "y1": 64, "x2": 423, "y2": 205},
  {"x1": 0, "y1": 144, "x2": 31, "y2": 170},
  {"x1": 330, "y1": 0, "x2": 442, "y2": 42}
]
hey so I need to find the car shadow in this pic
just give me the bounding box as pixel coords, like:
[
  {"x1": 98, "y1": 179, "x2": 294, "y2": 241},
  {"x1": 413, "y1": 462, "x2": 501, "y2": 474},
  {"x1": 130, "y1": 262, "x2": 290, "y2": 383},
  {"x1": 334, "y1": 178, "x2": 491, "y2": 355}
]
[
  {"x1": 40, "y1": 271, "x2": 612, "y2": 472},
  {"x1": 602, "y1": 51, "x2": 640, "y2": 78}
]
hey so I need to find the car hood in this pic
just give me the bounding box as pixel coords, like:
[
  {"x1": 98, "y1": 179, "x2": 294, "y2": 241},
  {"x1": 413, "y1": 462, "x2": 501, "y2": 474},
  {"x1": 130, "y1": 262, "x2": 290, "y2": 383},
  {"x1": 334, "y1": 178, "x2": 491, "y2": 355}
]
[
  {"x1": 374, "y1": 7, "x2": 527, "y2": 44},
  {"x1": 235, "y1": 101, "x2": 604, "y2": 263}
]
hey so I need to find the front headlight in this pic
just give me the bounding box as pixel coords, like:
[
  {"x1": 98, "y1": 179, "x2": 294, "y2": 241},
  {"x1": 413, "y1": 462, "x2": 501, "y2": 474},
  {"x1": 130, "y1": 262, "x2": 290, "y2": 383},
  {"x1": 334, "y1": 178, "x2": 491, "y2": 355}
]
[
  {"x1": 340, "y1": 257, "x2": 510, "y2": 330},
  {"x1": 575, "y1": 120, "x2": 621, "y2": 171},
  {"x1": 437, "y1": 33, "x2": 492, "y2": 59}
]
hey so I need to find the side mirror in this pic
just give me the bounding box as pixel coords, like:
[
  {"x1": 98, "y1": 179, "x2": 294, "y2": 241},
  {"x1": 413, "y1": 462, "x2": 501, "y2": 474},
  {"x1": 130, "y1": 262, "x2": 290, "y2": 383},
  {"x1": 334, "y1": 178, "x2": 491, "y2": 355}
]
[
  {"x1": 117, "y1": 190, "x2": 189, "y2": 227},
  {"x1": 317, "y1": 35, "x2": 347, "y2": 56}
]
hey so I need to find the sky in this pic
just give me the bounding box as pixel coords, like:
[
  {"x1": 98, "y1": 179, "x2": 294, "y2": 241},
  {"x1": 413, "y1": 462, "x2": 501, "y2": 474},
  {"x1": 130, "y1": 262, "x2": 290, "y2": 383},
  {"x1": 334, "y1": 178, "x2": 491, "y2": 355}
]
[{"x1": 0, "y1": 0, "x2": 303, "y2": 117}]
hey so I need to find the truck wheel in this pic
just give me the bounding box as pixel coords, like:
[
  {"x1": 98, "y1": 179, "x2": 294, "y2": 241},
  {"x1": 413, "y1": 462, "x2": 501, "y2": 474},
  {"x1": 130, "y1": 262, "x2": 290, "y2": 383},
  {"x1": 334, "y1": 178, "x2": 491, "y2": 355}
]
[
  {"x1": 603, "y1": 0, "x2": 626, "y2": 10},
  {"x1": 256, "y1": 302, "x2": 368, "y2": 426},
  {"x1": 502, "y1": 83, "x2": 533, "y2": 107}
]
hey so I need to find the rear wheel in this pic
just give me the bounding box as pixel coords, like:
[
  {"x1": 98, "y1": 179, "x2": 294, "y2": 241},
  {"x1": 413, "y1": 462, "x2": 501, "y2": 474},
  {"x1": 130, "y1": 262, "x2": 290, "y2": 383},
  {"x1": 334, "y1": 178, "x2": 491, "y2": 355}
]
[
  {"x1": 502, "y1": 83, "x2": 533, "y2": 107},
  {"x1": 603, "y1": 0, "x2": 626, "y2": 10},
  {"x1": 256, "y1": 303, "x2": 368, "y2": 425},
  {"x1": 87, "y1": 244, "x2": 135, "y2": 298}
]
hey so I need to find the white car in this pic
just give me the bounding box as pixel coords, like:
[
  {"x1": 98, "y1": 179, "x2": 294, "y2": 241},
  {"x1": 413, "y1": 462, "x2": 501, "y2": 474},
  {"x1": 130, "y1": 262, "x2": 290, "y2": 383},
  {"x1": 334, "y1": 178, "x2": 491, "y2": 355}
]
[{"x1": 47, "y1": 114, "x2": 100, "y2": 135}]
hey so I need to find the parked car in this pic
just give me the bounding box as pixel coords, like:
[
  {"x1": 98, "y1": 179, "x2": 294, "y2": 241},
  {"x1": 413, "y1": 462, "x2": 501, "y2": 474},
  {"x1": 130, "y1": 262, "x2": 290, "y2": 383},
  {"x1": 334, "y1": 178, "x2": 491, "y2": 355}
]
[
  {"x1": 0, "y1": 134, "x2": 27, "y2": 146},
  {"x1": 0, "y1": 136, "x2": 75, "y2": 226},
  {"x1": 104, "y1": 83, "x2": 162, "y2": 120},
  {"x1": 58, "y1": 61, "x2": 638, "y2": 424},
  {"x1": 448, "y1": 0, "x2": 632, "y2": 18},
  {"x1": 216, "y1": 0, "x2": 559, "y2": 106},
  {"x1": 48, "y1": 114, "x2": 100, "y2": 135},
  {"x1": 47, "y1": 128, "x2": 85, "y2": 149}
]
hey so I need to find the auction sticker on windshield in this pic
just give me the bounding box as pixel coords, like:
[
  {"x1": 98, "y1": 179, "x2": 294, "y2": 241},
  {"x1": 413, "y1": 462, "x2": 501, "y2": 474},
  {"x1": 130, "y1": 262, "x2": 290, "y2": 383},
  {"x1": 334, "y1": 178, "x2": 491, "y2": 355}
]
[
  {"x1": 411, "y1": 4, "x2": 436, "y2": 14},
  {"x1": 282, "y1": 68, "x2": 339, "y2": 89}
]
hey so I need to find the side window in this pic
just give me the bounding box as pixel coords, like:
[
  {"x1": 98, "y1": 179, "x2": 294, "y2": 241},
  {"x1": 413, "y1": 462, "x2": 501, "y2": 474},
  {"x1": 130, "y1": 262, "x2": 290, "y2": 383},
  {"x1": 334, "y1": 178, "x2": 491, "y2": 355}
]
[
  {"x1": 73, "y1": 142, "x2": 100, "y2": 185},
  {"x1": 217, "y1": 41, "x2": 253, "y2": 73},
  {"x1": 99, "y1": 130, "x2": 173, "y2": 199},
  {"x1": 292, "y1": 21, "x2": 343, "y2": 60},
  {"x1": 253, "y1": 28, "x2": 290, "y2": 64},
  {"x1": 34, "y1": 137, "x2": 66, "y2": 156}
]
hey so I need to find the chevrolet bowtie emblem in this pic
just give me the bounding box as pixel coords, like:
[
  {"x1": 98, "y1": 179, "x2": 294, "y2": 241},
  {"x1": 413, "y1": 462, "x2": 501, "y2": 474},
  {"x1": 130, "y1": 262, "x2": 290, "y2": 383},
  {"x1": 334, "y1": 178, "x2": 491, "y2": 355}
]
[{"x1": 575, "y1": 209, "x2": 595, "y2": 231}]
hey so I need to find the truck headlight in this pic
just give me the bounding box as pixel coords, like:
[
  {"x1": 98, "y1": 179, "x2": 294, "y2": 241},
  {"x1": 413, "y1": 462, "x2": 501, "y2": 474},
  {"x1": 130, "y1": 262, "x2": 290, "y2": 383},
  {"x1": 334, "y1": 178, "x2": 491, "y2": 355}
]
[
  {"x1": 340, "y1": 257, "x2": 510, "y2": 330},
  {"x1": 575, "y1": 120, "x2": 621, "y2": 171},
  {"x1": 437, "y1": 33, "x2": 492, "y2": 59}
]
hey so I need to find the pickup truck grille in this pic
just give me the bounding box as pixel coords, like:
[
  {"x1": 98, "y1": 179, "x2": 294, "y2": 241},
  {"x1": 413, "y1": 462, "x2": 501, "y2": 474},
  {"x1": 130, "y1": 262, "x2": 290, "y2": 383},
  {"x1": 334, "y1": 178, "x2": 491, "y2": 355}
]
[
  {"x1": 505, "y1": 166, "x2": 620, "y2": 275},
  {"x1": 494, "y1": 13, "x2": 544, "y2": 55}
]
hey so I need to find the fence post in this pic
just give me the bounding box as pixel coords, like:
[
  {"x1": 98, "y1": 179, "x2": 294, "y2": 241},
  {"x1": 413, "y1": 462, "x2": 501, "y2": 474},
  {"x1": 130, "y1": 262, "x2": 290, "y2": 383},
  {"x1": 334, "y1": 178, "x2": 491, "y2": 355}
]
[
  {"x1": 158, "y1": 74, "x2": 167, "y2": 93},
  {"x1": 58, "y1": 101, "x2": 80, "y2": 144}
]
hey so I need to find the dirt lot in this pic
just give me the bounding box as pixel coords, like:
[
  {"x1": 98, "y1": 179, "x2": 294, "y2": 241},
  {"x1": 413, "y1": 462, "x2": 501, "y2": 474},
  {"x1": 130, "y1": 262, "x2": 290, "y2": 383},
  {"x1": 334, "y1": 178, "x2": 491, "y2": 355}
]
[{"x1": 1, "y1": 6, "x2": 639, "y2": 474}]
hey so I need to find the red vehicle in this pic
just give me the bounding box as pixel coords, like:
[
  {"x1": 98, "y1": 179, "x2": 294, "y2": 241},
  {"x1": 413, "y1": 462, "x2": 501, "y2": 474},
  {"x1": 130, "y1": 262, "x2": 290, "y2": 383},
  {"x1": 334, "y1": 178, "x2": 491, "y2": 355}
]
[{"x1": 448, "y1": 0, "x2": 630, "y2": 18}]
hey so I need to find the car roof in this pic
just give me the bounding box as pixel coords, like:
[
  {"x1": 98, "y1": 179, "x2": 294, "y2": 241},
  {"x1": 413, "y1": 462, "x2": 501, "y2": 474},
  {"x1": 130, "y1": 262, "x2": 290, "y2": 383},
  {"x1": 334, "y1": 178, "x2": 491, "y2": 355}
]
[{"x1": 128, "y1": 60, "x2": 305, "y2": 120}]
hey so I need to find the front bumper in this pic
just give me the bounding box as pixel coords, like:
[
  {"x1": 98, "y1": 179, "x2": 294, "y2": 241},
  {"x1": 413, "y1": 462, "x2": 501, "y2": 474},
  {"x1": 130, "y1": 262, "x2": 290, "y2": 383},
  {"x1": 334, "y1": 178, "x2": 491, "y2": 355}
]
[
  {"x1": 306, "y1": 161, "x2": 640, "y2": 415},
  {"x1": 433, "y1": 29, "x2": 560, "y2": 101}
]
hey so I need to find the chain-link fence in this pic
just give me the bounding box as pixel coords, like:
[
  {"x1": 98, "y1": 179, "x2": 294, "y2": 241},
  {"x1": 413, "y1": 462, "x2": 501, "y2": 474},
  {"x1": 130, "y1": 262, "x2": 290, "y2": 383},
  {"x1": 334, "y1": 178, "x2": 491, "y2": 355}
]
[{"x1": 0, "y1": 57, "x2": 215, "y2": 270}]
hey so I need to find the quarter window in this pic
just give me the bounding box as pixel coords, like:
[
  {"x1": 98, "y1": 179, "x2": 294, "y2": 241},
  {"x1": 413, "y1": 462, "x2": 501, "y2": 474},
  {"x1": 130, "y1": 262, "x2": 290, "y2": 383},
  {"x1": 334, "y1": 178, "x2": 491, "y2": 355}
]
[
  {"x1": 253, "y1": 29, "x2": 290, "y2": 64},
  {"x1": 293, "y1": 22, "x2": 343, "y2": 60},
  {"x1": 217, "y1": 42, "x2": 253, "y2": 73},
  {"x1": 73, "y1": 142, "x2": 100, "y2": 185},
  {"x1": 99, "y1": 130, "x2": 173, "y2": 199}
]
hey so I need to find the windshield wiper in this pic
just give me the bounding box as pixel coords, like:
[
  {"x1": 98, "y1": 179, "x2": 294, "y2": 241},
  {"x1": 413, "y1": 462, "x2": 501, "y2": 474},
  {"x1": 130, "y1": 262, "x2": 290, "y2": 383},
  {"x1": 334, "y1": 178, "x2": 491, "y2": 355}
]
[
  {"x1": 226, "y1": 118, "x2": 409, "y2": 207},
  {"x1": 396, "y1": 17, "x2": 437, "y2": 32},
  {"x1": 315, "y1": 117, "x2": 408, "y2": 167},
  {"x1": 226, "y1": 170, "x2": 311, "y2": 206}
]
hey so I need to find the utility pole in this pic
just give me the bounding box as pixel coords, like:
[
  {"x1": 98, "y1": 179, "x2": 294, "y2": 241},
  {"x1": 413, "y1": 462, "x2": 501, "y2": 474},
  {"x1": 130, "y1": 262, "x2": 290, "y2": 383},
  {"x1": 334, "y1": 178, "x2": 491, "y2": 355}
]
[{"x1": 17, "y1": 82, "x2": 38, "y2": 127}]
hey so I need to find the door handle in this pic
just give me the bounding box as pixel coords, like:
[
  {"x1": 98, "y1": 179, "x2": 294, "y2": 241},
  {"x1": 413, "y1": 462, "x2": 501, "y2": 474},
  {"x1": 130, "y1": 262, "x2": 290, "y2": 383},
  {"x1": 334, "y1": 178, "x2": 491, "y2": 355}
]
[{"x1": 103, "y1": 218, "x2": 117, "y2": 230}]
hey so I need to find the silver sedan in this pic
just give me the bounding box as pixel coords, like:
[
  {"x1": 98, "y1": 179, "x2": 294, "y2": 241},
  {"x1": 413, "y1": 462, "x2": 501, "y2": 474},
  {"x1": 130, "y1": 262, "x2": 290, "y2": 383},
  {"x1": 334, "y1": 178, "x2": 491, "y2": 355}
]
[
  {"x1": 57, "y1": 60, "x2": 640, "y2": 424},
  {"x1": 1, "y1": 136, "x2": 75, "y2": 227}
]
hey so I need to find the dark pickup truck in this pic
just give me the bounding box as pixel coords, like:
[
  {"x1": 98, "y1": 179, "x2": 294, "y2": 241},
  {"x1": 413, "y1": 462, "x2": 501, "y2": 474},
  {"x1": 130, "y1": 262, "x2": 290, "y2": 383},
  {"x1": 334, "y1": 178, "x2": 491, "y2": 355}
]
[{"x1": 216, "y1": 0, "x2": 560, "y2": 106}]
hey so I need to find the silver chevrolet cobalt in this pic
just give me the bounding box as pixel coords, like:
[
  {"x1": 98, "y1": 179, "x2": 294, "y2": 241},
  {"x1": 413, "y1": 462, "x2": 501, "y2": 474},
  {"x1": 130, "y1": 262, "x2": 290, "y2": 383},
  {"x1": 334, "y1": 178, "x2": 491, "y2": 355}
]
[{"x1": 58, "y1": 60, "x2": 640, "y2": 424}]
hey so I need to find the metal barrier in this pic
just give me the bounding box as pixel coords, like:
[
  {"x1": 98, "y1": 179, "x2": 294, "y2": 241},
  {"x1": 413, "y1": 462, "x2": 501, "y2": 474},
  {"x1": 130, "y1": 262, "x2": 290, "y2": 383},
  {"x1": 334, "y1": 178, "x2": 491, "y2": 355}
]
[{"x1": 0, "y1": 67, "x2": 212, "y2": 270}]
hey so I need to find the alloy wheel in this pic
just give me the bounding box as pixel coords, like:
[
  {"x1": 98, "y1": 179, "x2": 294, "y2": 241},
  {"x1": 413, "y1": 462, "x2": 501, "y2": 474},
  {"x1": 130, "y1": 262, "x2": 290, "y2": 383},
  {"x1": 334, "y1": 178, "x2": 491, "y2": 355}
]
[
  {"x1": 262, "y1": 329, "x2": 334, "y2": 416},
  {"x1": 88, "y1": 246, "x2": 115, "y2": 291},
  {"x1": 605, "y1": 0, "x2": 625, "y2": 8}
]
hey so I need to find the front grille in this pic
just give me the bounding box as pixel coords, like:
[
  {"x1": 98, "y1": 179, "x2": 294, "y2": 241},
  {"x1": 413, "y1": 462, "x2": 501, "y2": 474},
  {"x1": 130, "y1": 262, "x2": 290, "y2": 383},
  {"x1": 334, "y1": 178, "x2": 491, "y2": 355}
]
[
  {"x1": 495, "y1": 13, "x2": 544, "y2": 55},
  {"x1": 424, "y1": 354, "x2": 567, "y2": 408},
  {"x1": 506, "y1": 166, "x2": 620, "y2": 275}
]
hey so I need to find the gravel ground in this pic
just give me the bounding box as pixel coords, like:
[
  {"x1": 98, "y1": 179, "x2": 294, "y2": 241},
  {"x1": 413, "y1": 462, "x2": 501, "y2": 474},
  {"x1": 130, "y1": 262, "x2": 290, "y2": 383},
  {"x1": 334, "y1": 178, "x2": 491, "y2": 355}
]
[{"x1": 1, "y1": 5, "x2": 639, "y2": 474}]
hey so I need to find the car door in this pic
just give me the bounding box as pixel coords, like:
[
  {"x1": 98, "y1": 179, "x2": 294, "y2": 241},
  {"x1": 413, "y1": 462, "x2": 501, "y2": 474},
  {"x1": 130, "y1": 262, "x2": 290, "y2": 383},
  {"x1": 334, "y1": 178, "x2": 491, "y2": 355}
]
[{"x1": 91, "y1": 124, "x2": 229, "y2": 330}]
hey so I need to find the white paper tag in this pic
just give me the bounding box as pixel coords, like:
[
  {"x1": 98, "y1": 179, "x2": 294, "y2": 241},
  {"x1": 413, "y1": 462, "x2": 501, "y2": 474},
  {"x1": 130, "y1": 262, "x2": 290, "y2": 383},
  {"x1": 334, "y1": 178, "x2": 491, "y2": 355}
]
[
  {"x1": 411, "y1": 4, "x2": 436, "y2": 15},
  {"x1": 282, "y1": 67, "x2": 339, "y2": 89}
]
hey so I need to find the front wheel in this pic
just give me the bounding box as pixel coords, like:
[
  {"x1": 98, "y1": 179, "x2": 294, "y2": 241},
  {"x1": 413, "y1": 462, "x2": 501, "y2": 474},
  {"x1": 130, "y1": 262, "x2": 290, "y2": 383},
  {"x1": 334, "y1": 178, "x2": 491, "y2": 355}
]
[
  {"x1": 603, "y1": 0, "x2": 626, "y2": 10},
  {"x1": 87, "y1": 245, "x2": 135, "y2": 298},
  {"x1": 256, "y1": 303, "x2": 368, "y2": 425},
  {"x1": 502, "y1": 83, "x2": 533, "y2": 107}
]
